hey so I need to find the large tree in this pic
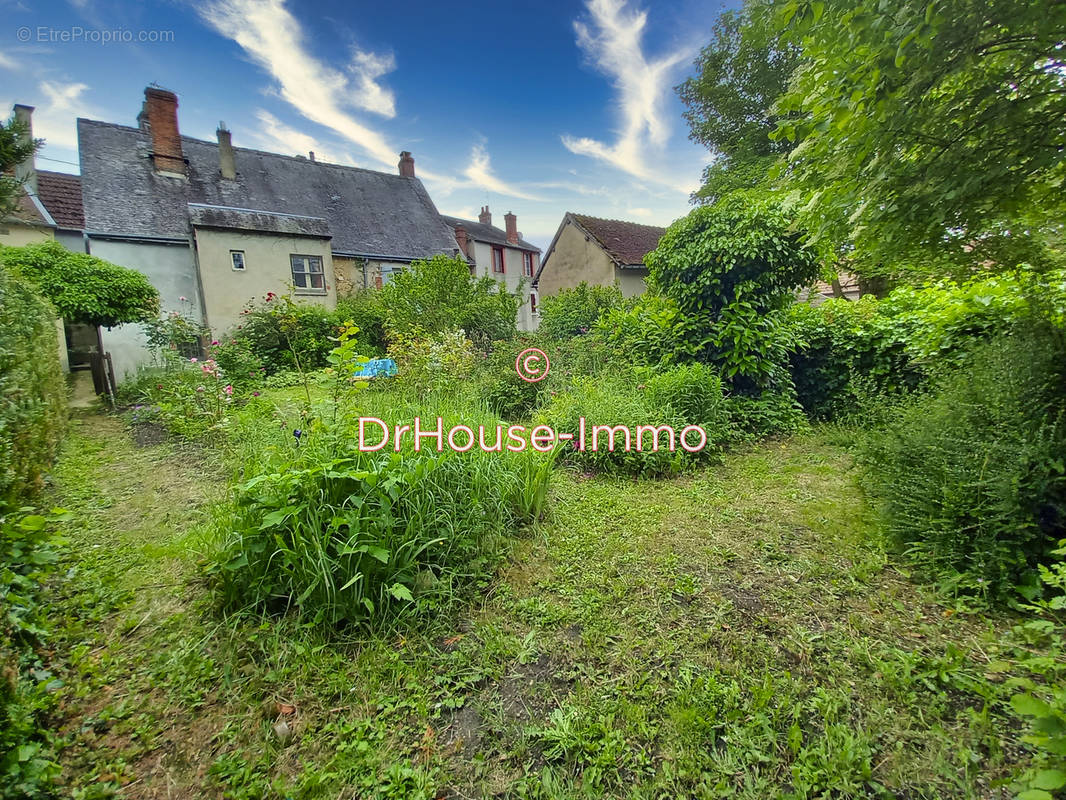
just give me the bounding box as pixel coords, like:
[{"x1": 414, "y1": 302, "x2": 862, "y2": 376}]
[
  {"x1": 0, "y1": 116, "x2": 40, "y2": 219},
  {"x1": 677, "y1": 2, "x2": 800, "y2": 203},
  {"x1": 772, "y1": 0, "x2": 1066, "y2": 273}
]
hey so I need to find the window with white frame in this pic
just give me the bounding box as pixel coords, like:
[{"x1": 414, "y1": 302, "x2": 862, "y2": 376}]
[
  {"x1": 492, "y1": 247, "x2": 505, "y2": 274},
  {"x1": 230, "y1": 250, "x2": 246, "y2": 271},
  {"x1": 522, "y1": 251, "x2": 533, "y2": 277},
  {"x1": 290, "y1": 254, "x2": 326, "y2": 292}
]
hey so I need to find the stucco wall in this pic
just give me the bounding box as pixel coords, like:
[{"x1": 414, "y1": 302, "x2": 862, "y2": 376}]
[
  {"x1": 0, "y1": 222, "x2": 53, "y2": 247},
  {"x1": 54, "y1": 230, "x2": 86, "y2": 253},
  {"x1": 617, "y1": 268, "x2": 649, "y2": 298},
  {"x1": 537, "y1": 220, "x2": 616, "y2": 298},
  {"x1": 193, "y1": 228, "x2": 335, "y2": 335},
  {"x1": 469, "y1": 240, "x2": 538, "y2": 332},
  {"x1": 89, "y1": 237, "x2": 201, "y2": 382}
]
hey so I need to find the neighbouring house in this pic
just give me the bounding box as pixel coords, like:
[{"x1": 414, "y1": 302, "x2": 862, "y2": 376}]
[
  {"x1": 76, "y1": 86, "x2": 462, "y2": 380},
  {"x1": 533, "y1": 213, "x2": 666, "y2": 299},
  {"x1": 1, "y1": 105, "x2": 59, "y2": 248},
  {"x1": 441, "y1": 206, "x2": 541, "y2": 331}
]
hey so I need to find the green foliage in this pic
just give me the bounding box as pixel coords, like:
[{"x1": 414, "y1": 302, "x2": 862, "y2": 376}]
[
  {"x1": 537, "y1": 365, "x2": 731, "y2": 477},
  {"x1": 141, "y1": 299, "x2": 208, "y2": 360},
  {"x1": 476, "y1": 338, "x2": 542, "y2": 420},
  {"x1": 210, "y1": 398, "x2": 552, "y2": 629},
  {"x1": 786, "y1": 269, "x2": 1066, "y2": 419},
  {"x1": 595, "y1": 293, "x2": 688, "y2": 367},
  {"x1": 0, "y1": 241, "x2": 158, "y2": 328},
  {"x1": 119, "y1": 358, "x2": 242, "y2": 439},
  {"x1": 771, "y1": 0, "x2": 1066, "y2": 272},
  {"x1": 380, "y1": 255, "x2": 520, "y2": 345},
  {"x1": 860, "y1": 324, "x2": 1066, "y2": 600},
  {"x1": 0, "y1": 265, "x2": 66, "y2": 507},
  {"x1": 537, "y1": 282, "x2": 623, "y2": 340},
  {"x1": 1, "y1": 508, "x2": 69, "y2": 798},
  {"x1": 645, "y1": 193, "x2": 820, "y2": 390},
  {"x1": 0, "y1": 115, "x2": 40, "y2": 219},
  {"x1": 677, "y1": 1, "x2": 799, "y2": 203},
  {"x1": 387, "y1": 328, "x2": 477, "y2": 400},
  {"x1": 334, "y1": 290, "x2": 388, "y2": 354},
  {"x1": 225, "y1": 293, "x2": 338, "y2": 375}
]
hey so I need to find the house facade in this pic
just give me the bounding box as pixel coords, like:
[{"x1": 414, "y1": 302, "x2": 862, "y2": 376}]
[
  {"x1": 533, "y1": 213, "x2": 665, "y2": 299},
  {"x1": 442, "y1": 206, "x2": 541, "y2": 331},
  {"x1": 77, "y1": 86, "x2": 461, "y2": 380}
]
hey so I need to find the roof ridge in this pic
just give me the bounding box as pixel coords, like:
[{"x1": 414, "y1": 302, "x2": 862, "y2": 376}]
[{"x1": 571, "y1": 212, "x2": 666, "y2": 231}]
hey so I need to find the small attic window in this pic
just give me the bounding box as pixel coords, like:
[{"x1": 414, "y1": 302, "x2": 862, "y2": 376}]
[{"x1": 230, "y1": 251, "x2": 246, "y2": 271}]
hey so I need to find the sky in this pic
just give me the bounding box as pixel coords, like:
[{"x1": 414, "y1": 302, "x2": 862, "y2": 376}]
[{"x1": 1, "y1": 0, "x2": 733, "y2": 250}]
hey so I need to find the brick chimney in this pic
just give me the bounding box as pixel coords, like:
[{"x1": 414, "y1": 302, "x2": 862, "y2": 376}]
[
  {"x1": 478, "y1": 205, "x2": 491, "y2": 226},
  {"x1": 142, "y1": 87, "x2": 185, "y2": 175},
  {"x1": 217, "y1": 122, "x2": 236, "y2": 179},
  {"x1": 504, "y1": 211, "x2": 518, "y2": 244},
  {"x1": 454, "y1": 224, "x2": 468, "y2": 257},
  {"x1": 12, "y1": 104, "x2": 37, "y2": 194},
  {"x1": 398, "y1": 151, "x2": 415, "y2": 177}
]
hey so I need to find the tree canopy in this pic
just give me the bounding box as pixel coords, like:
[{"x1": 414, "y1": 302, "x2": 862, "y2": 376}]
[
  {"x1": 0, "y1": 116, "x2": 40, "y2": 219},
  {"x1": 0, "y1": 241, "x2": 159, "y2": 328}
]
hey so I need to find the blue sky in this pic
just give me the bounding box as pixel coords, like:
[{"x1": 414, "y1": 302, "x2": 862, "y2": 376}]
[{"x1": 1, "y1": 0, "x2": 732, "y2": 249}]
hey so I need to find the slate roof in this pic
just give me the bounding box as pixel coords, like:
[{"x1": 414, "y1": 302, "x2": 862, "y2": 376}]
[
  {"x1": 570, "y1": 214, "x2": 665, "y2": 267},
  {"x1": 187, "y1": 203, "x2": 331, "y2": 239},
  {"x1": 77, "y1": 119, "x2": 459, "y2": 260},
  {"x1": 36, "y1": 170, "x2": 84, "y2": 230},
  {"x1": 440, "y1": 214, "x2": 541, "y2": 253}
]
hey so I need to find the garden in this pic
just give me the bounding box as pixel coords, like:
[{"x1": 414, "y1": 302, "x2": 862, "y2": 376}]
[{"x1": 3, "y1": 0, "x2": 1066, "y2": 797}]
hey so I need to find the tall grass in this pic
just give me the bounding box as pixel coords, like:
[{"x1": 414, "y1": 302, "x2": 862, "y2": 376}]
[{"x1": 209, "y1": 388, "x2": 553, "y2": 629}]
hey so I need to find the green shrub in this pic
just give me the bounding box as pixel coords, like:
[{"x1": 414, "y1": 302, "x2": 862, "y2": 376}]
[
  {"x1": 0, "y1": 240, "x2": 158, "y2": 328},
  {"x1": 209, "y1": 402, "x2": 552, "y2": 629},
  {"x1": 537, "y1": 365, "x2": 732, "y2": 477},
  {"x1": 380, "y1": 255, "x2": 520, "y2": 345},
  {"x1": 0, "y1": 265, "x2": 66, "y2": 507},
  {"x1": 860, "y1": 324, "x2": 1066, "y2": 600},
  {"x1": 595, "y1": 294, "x2": 688, "y2": 367},
  {"x1": 224, "y1": 293, "x2": 338, "y2": 375},
  {"x1": 538, "y1": 282, "x2": 623, "y2": 340},
  {"x1": 334, "y1": 291, "x2": 388, "y2": 355}
]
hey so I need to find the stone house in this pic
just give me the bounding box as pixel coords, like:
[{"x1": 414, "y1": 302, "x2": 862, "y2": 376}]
[
  {"x1": 441, "y1": 206, "x2": 541, "y2": 331},
  {"x1": 534, "y1": 213, "x2": 665, "y2": 299},
  {"x1": 76, "y1": 86, "x2": 461, "y2": 380}
]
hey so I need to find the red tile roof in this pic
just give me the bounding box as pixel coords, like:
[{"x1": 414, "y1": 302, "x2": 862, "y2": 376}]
[
  {"x1": 571, "y1": 213, "x2": 666, "y2": 267},
  {"x1": 35, "y1": 170, "x2": 84, "y2": 230}
]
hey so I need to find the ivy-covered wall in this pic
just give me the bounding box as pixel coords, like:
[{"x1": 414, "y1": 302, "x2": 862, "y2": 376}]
[{"x1": 0, "y1": 263, "x2": 66, "y2": 506}]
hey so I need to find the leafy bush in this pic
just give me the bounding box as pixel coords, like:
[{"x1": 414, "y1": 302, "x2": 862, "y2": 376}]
[
  {"x1": 595, "y1": 294, "x2": 687, "y2": 367},
  {"x1": 334, "y1": 291, "x2": 388, "y2": 355},
  {"x1": 538, "y1": 365, "x2": 732, "y2": 477},
  {"x1": 0, "y1": 241, "x2": 158, "y2": 328},
  {"x1": 380, "y1": 255, "x2": 520, "y2": 345},
  {"x1": 645, "y1": 192, "x2": 820, "y2": 390},
  {"x1": 0, "y1": 265, "x2": 66, "y2": 507},
  {"x1": 225, "y1": 293, "x2": 337, "y2": 375},
  {"x1": 387, "y1": 328, "x2": 477, "y2": 400},
  {"x1": 476, "y1": 339, "x2": 542, "y2": 420},
  {"x1": 1, "y1": 507, "x2": 69, "y2": 798},
  {"x1": 209, "y1": 402, "x2": 552, "y2": 629},
  {"x1": 538, "y1": 282, "x2": 623, "y2": 340},
  {"x1": 142, "y1": 299, "x2": 209, "y2": 360},
  {"x1": 860, "y1": 324, "x2": 1066, "y2": 600},
  {"x1": 118, "y1": 358, "x2": 244, "y2": 439}
]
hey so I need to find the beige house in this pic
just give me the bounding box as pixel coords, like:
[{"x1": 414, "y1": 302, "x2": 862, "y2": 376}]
[
  {"x1": 75, "y1": 86, "x2": 462, "y2": 379},
  {"x1": 534, "y1": 213, "x2": 665, "y2": 299},
  {"x1": 442, "y1": 207, "x2": 541, "y2": 331}
]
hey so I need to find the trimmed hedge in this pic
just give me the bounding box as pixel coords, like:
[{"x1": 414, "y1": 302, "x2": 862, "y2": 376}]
[{"x1": 0, "y1": 264, "x2": 66, "y2": 506}]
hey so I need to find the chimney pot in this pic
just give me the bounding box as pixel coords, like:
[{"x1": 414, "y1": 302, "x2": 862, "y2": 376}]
[
  {"x1": 309, "y1": 151, "x2": 315, "y2": 162},
  {"x1": 478, "y1": 205, "x2": 492, "y2": 226},
  {"x1": 398, "y1": 150, "x2": 415, "y2": 178},
  {"x1": 143, "y1": 87, "x2": 185, "y2": 175},
  {"x1": 217, "y1": 124, "x2": 236, "y2": 180},
  {"x1": 504, "y1": 211, "x2": 518, "y2": 245},
  {"x1": 12, "y1": 104, "x2": 37, "y2": 194}
]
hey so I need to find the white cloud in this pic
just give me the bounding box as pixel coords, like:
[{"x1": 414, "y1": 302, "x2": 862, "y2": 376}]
[
  {"x1": 626, "y1": 207, "x2": 653, "y2": 217},
  {"x1": 247, "y1": 110, "x2": 358, "y2": 166},
  {"x1": 33, "y1": 80, "x2": 91, "y2": 151},
  {"x1": 198, "y1": 0, "x2": 399, "y2": 167},
  {"x1": 461, "y1": 143, "x2": 541, "y2": 201},
  {"x1": 0, "y1": 51, "x2": 17, "y2": 71},
  {"x1": 561, "y1": 0, "x2": 692, "y2": 191},
  {"x1": 531, "y1": 180, "x2": 611, "y2": 197}
]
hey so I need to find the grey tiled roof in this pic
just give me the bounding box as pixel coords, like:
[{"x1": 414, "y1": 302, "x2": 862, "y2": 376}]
[
  {"x1": 187, "y1": 203, "x2": 331, "y2": 238},
  {"x1": 440, "y1": 215, "x2": 540, "y2": 252},
  {"x1": 78, "y1": 119, "x2": 459, "y2": 260}
]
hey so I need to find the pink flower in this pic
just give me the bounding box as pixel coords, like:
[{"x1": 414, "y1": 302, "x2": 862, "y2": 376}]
[
  {"x1": 196, "y1": 385, "x2": 205, "y2": 393},
  {"x1": 252, "y1": 391, "x2": 261, "y2": 397},
  {"x1": 211, "y1": 340, "x2": 219, "y2": 346},
  {"x1": 224, "y1": 385, "x2": 234, "y2": 395},
  {"x1": 179, "y1": 296, "x2": 187, "y2": 302},
  {"x1": 190, "y1": 357, "x2": 198, "y2": 363},
  {"x1": 202, "y1": 364, "x2": 212, "y2": 374}
]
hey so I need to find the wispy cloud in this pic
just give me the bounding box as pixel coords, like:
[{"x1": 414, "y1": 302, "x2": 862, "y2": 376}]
[
  {"x1": 34, "y1": 80, "x2": 92, "y2": 151},
  {"x1": 561, "y1": 0, "x2": 691, "y2": 190},
  {"x1": 531, "y1": 180, "x2": 611, "y2": 197},
  {"x1": 198, "y1": 0, "x2": 398, "y2": 167},
  {"x1": 247, "y1": 109, "x2": 358, "y2": 166},
  {"x1": 461, "y1": 143, "x2": 541, "y2": 201}
]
